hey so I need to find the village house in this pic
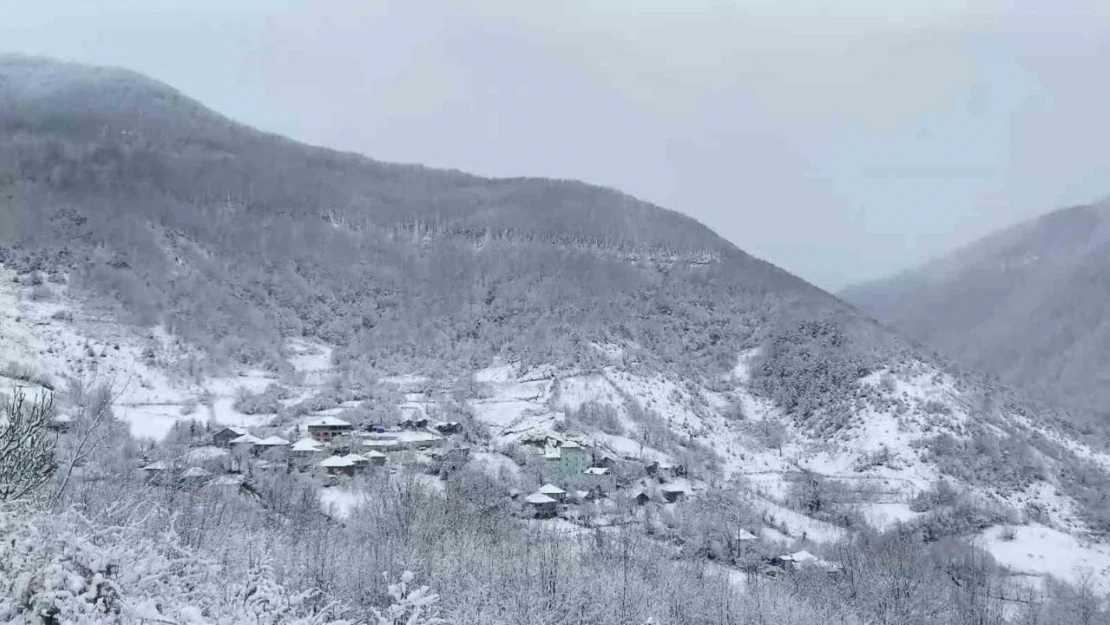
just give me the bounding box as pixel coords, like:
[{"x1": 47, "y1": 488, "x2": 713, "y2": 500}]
[
  {"x1": 433, "y1": 421, "x2": 462, "y2": 435},
  {"x1": 305, "y1": 416, "x2": 353, "y2": 443},
  {"x1": 525, "y1": 492, "x2": 558, "y2": 518},
  {"x1": 363, "y1": 438, "x2": 402, "y2": 453},
  {"x1": 538, "y1": 483, "x2": 567, "y2": 502},
  {"x1": 397, "y1": 430, "x2": 445, "y2": 450},
  {"x1": 363, "y1": 449, "x2": 387, "y2": 466},
  {"x1": 180, "y1": 466, "x2": 212, "y2": 487},
  {"x1": 660, "y1": 484, "x2": 688, "y2": 503},
  {"x1": 342, "y1": 453, "x2": 371, "y2": 471},
  {"x1": 229, "y1": 433, "x2": 261, "y2": 449},
  {"x1": 631, "y1": 490, "x2": 651, "y2": 506},
  {"x1": 559, "y1": 441, "x2": 589, "y2": 477},
  {"x1": 319, "y1": 455, "x2": 356, "y2": 477},
  {"x1": 255, "y1": 436, "x2": 290, "y2": 453},
  {"x1": 769, "y1": 550, "x2": 839, "y2": 575},
  {"x1": 212, "y1": 426, "x2": 248, "y2": 448},
  {"x1": 399, "y1": 416, "x2": 429, "y2": 430},
  {"x1": 290, "y1": 437, "x2": 323, "y2": 456}
]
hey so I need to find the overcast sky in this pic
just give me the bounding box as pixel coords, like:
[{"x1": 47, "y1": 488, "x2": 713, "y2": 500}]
[{"x1": 3, "y1": 1, "x2": 1109, "y2": 290}]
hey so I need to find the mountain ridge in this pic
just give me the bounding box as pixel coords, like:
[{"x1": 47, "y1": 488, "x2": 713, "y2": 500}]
[{"x1": 843, "y1": 200, "x2": 1110, "y2": 420}]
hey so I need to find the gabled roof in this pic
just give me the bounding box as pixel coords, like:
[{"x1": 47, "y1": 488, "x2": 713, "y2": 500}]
[
  {"x1": 291, "y1": 438, "x2": 322, "y2": 452},
  {"x1": 342, "y1": 453, "x2": 369, "y2": 464},
  {"x1": 736, "y1": 529, "x2": 759, "y2": 541},
  {"x1": 319, "y1": 455, "x2": 355, "y2": 468},
  {"x1": 215, "y1": 426, "x2": 248, "y2": 436},
  {"x1": 305, "y1": 416, "x2": 352, "y2": 428},
  {"x1": 363, "y1": 450, "x2": 387, "y2": 459},
  {"x1": 363, "y1": 439, "x2": 401, "y2": 449},
  {"x1": 539, "y1": 483, "x2": 566, "y2": 495},
  {"x1": 256, "y1": 435, "x2": 290, "y2": 446},
  {"x1": 396, "y1": 431, "x2": 444, "y2": 443},
  {"x1": 525, "y1": 492, "x2": 557, "y2": 505},
  {"x1": 584, "y1": 467, "x2": 611, "y2": 476},
  {"x1": 230, "y1": 433, "x2": 261, "y2": 445}
]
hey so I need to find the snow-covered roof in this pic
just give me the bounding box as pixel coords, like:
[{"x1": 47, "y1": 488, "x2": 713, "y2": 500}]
[
  {"x1": 305, "y1": 416, "x2": 352, "y2": 428},
  {"x1": 660, "y1": 483, "x2": 688, "y2": 493},
  {"x1": 342, "y1": 453, "x2": 369, "y2": 463},
  {"x1": 736, "y1": 529, "x2": 759, "y2": 541},
  {"x1": 561, "y1": 440, "x2": 584, "y2": 450},
  {"x1": 230, "y1": 433, "x2": 261, "y2": 445},
  {"x1": 584, "y1": 467, "x2": 610, "y2": 476},
  {"x1": 142, "y1": 461, "x2": 168, "y2": 471},
  {"x1": 183, "y1": 446, "x2": 228, "y2": 462},
  {"x1": 395, "y1": 431, "x2": 444, "y2": 443},
  {"x1": 363, "y1": 439, "x2": 401, "y2": 449},
  {"x1": 543, "y1": 448, "x2": 561, "y2": 460},
  {"x1": 182, "y1": 467, "x2": 211, "y2": 479},
  {"x1": 320, "y1": 455, "x2": 356, "y2": 468},
  {"x1": 363, "y1": 450, "x2": 387, "y2": 459},
  {"x1": 215, "y1": 426, "x2": 248, "y2": 435},
  {"x1": 780, "y1": 551, "x2": 840, "y2": 570},
  {"x1": 525, "y1": 493, "x2": 557, "y2": 505},
  {"x1": 256, "y1": 435, "x2": 290, "y2": 446},
  {"x1": 539, "y1": 484, "x2": 566, "y2": 495},
  {"x1": 291, "y1": 438, "x2": 322, "y2": 452}
]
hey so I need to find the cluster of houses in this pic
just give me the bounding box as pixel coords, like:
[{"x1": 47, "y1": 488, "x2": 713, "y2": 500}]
[
  {"x1": 141, "y1": 415, "x2": 467, "y2": 482},
  {"x1": 515, "y1": 436, "x2": 694, "y2": 519}
]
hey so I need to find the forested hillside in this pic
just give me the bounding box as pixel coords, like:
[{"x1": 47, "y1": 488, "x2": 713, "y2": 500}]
[
  {"x1": 842, "y1": 201, "x2": 1110, "y2": 421},
  {"x1": 0, "y1": 54, "x2": 898, "y2": 415}
]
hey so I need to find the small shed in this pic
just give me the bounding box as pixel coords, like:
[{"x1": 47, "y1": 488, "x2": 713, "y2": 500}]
[
  {"x1": 141, "y1": 460, "x2": 169, "y2": 473},
  {"x1": 538, "y1": 483, "x2": 567, "y2": 502},
  {"x1": 525, "y1": 492, "x2": 558, "y2": 518},
  {"x1": 631, "y1": 490, "x2": 651, "y2": 506}
]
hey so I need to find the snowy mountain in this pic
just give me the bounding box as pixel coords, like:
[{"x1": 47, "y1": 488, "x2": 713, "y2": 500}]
[
  {"x1": 3, "y1": 55, "x2": 1110, "y2": 623},
  {"x1": 842, "y1": 201, "x2": 1110, "y2": 421}
]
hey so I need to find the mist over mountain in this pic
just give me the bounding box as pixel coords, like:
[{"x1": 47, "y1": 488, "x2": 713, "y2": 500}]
[
  {"x1": 843, "y1": 201, "x2": 1110, "y2": 421},
  {"x1": 8, "y1": 55, "x2": 1110, "y2": 624}
]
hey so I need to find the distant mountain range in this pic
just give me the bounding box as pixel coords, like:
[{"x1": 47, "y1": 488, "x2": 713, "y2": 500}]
[{"x1": 843, "y1": 201, "x2": 1110, "y2": 421}]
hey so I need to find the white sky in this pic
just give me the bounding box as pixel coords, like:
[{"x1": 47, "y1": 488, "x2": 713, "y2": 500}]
[{"x1": 2, "y1": 0, "x2": 1109, "y2": 289}]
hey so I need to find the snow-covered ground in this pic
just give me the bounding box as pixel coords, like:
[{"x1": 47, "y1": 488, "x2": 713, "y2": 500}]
[
  {"x1": 9, "y1": 266, "x2": 1110, "y2": 597},
  {"x1": 976, "y1": 525, "x2": 1110, "y2": 594}
]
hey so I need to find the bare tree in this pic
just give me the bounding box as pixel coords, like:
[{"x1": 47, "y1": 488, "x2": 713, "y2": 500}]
[
  {"x1": 52, "y1": 378, "x2": 122, "y2": 505},
  {"x1": 0, "y1": 386, "x2": 58, "y2": 501}
]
